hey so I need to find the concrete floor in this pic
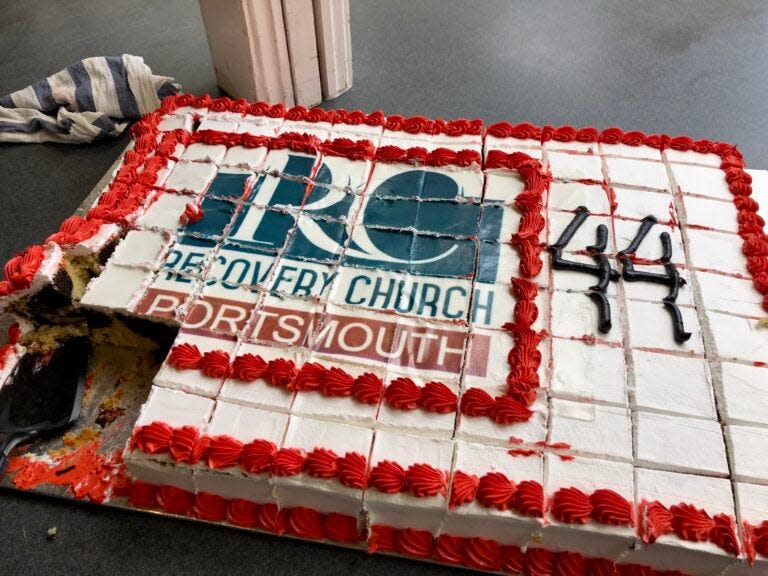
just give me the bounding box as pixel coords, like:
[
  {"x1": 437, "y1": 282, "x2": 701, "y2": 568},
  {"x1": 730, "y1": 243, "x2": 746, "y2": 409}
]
[{"x1": 0, "y1": 1, "x2": 767, "y2": 574}]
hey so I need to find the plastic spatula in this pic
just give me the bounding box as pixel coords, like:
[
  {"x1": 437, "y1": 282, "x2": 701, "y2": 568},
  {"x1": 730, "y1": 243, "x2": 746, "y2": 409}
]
[{"x1": 0, "y1": 337, "x2": 89, "y2": 474}]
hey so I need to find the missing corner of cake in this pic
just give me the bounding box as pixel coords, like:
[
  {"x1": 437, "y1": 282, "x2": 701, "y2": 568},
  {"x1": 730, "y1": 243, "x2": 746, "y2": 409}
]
[{"x1": 1, "y1": 92, "x2": 768, "y2": 576}]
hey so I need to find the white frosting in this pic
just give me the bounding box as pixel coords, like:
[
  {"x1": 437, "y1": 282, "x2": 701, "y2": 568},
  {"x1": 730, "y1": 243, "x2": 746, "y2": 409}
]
[
  {"x1": 613, "y1": 218, "x2": 686, "y2": 265},
  {"x1": 550, "y1": 338, "x2": 627, "y2": 406},
  {"x1": 548, "y1": 182, "x2": 611, "y2": 213},
  {"x1": 0, "y1": 343, "x2": 23, "y2": 390},
  {"x1": 154, "y1": 331, "x2": 237, "y2": 398},
  {"x1": 217, "y1": 341, "x2": 299, "y2": 412},
  {"x1": 636, "y1": 411, "x2": 728, "y2": 476},
  {"x1": 442, "y1": 440, "x2": 542, "y2": 546},
  {"x1": 613, "y1": 188, "x2": 675, "y2": 223},
  {"x1": 600, "y1": 142, "x2": 662, "y2": 161},
  {"x1": 109, "y1": 230, "x2": 172, "y2": 268},
  {"x1": 278, "y1": 120, "x2": 331, "y2": 141},
  {"x1": 158, "y1": 114, "x2": 193, "y2": 132},
  {"x1": 124, "y1": 457, "x2": 196, "y2": 492},
  {"x1": 164, "y1": 161, "x2": 217, "y2": 194},
  {"x1": 551, "y1": 291, "x2": 623, "y2": 344},
  {"x1": 455, "y1": 393, "x2": 547, "y2": 447},
  {"x1": 697, "y1": 271, "x2": 764, "y2": 318},
  {"x1": 135, "y1": 192, "x2": 190, "y2": 231},
  {"x1": 291, "y1": 357, "x2": 383, "y2": 426},
  {"x1": 221, "y1": 145, "x2": 269, "y2": 171},
  {"x1": 197, "y1": 118, "x2": 238, "y2": 132},
  {"x1": 180, "y1": 143, "x2": 227, "y2": 165},
  {"x1": 543, "y1": 139, "x2": 599, "y2": 155},
  {"x1": 605, "y1": 157, "x2": 670, "y2": 191},
  {"x1": 719, "y1": 362, "x2": 768, "y2": 426},
  {"x1": 547, "y1": 151, "x2": 603, "y2": 182},
  {"x1": 484, "y1": 135, "x2": 541, "y2": 155},
  {"x1": 320, "y1": 155, "x2": 373, "y2": 193},
  {"x1": 626, "y1": 298, "x2": 704, "y2": 354},
  {"x1": 549, "y1": 399, "x2": 632, "y2": 462},
  {"x1": 26, "y1": 242, "x2": 64, "y2": 296},
  {"x1": 240, "y1": 114, "x2": 284, "y2": 132},
  {"x1": 633, "y1": 350, "x2": 715, "y2": 419},
  {"x1": 364, "y1": 429, "x2": 453, "y2": 533},
  {"x1": 727, "y1": 425, "x2": 768, "y2": 484},
  {"x1": 79, "y1": 263, "x2": 154, "y2": 312},
  {"x1": 707, "y1": 311, "x2": 768, "y2": 363},
  {"x1": 482, "y1": 171, "x2": 526, "y2": 204},
  {"x1": 331, "y1": 122, "x2": 383, "y2": 144},
  {"x1": 135, "y1": 385, "x2": 215, "y2": 429},
  {"x1": 683, "y1": 195, "x2": 739, "y2": 233},
  {"x1": 541, "y1": 455, "x2": 637, "y2": 559},
  {"x1": 548, "y1": 210, "x2": 615, "y2": 254},
  {"x1": 378, "y1": 130, "x2": 432, "y2": 151},
  {"x1": 471, "y1": 282, "x2": 548, "y2": 331},
  {"x1": 671, "y1": 163, "x2": 732, "y2": 201},
  {"x1": 664, "y1": 148, "x2": 721, "y2": 168}
]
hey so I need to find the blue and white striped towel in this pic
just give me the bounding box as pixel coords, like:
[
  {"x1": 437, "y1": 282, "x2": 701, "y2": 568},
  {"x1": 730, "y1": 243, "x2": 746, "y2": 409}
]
[{"x1": 0, "y1": 54, "x2": 179, "y2": 144}]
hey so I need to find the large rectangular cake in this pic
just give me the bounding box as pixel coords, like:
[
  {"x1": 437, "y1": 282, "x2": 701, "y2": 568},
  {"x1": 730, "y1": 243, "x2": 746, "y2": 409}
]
[{"x1": 1, "y1": 93, "x2": 767, "y2": 576}]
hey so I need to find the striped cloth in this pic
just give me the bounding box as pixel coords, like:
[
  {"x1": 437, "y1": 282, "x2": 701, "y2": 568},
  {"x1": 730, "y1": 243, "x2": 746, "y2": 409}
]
[{"x1": 0, "y1": 55, "x2": 179, "y2": 144}]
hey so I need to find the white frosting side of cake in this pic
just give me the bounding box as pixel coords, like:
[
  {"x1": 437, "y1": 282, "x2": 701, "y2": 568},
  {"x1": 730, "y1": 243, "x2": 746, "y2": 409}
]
[
  {"x1": 67, "y1": 222, "x2": 122, "y2": 257},
  {"x1": 547, "y1": 151, "x2": 603, "y2": 181},
  {"x1": 550, "y1": 338, "x2": 628, "y2": 406},
  {"x1": 719, "y1": 362, "x2": 768, "y2": 426},
  {"x1": 632, "y1": 351, "x2": 716, "y2": 419},
  {"x1": 549, "y1": 399, "x2": 632, "y2": 462},
  {"x1": 605, "y1": 157, "x2": 670, "y2": 191},
  {"x1": 79, "y1": 263, "x2": 154, "y2": 312},
  {"x1": 164, "y1": 160, "x2": 218, "y2": 194},
  {"x1": 135, "y1": 385, "x2": 215, "y2": 429},
  {"x1": 154, "y1": 331, "x2": 237, "y2": 398},
  {"x1": 727, "y1": 424, "x2": 768, "y2": 484},
  {"x1": 671, "y1": 163, "x2": 733, "y2": 201},
  {"x1": 158, "y1": 114, "x2": 193, "y2": 132},
  {"x1": 636, "y1": 411, "x2": 728, "y2": 476}
]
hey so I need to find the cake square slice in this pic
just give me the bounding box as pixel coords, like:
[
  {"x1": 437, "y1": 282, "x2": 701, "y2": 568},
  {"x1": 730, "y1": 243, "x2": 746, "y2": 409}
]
[
  {"x1": 193, "y1": 401, "x2": 288, "y2": 504},
  {"x1": 482, "y1": 171, "x2": 526, "y2": 204},
  {"x1": 203, "y1": 169, "x2": 257, "y2": 202},
  {"x1": 626, "y1": 298, "x2": 704, "y2": 354},
  {"x1": 625, "y1": 468, "x2": 739, "y2": 575},
  {"x1": 206, "y1": 241, "x2": 276, "y2": 290},
  {"x1": 605, "y1": 157, "x2": 670, "y2": 191},
  {"x1": 222, "y1": 144, "x2": 269, "y2": 172},
  {"x1": 183, "y1": 282, "x2": 261, "y2": 338},
  {"x1": 79, "y1": 263, "x2": 154, "y2": 313},
  {"x1": 135, "y1": 192, "x2": 193, "y2": 231},
  {"x1": 164, "y1": 160, "x2": 218, "y2": 195},
  {"x1": 731, "y1": 483, "x2": 768, "y2": 574},
  {"x1": 243, "y1": 293, "x2": 324, "y2": 348},
  {"x1": 109, "y1": 230, "x2": 173, "y2": 269},
  {"x1": 134, "y1": 269, "x2": 202, "y2": 324},
  {"x1": 365, "y1": 429, "x2": 453, "y2": 534},
  {"x1": 548, "y1": 399, "x2": 632, "y2": 462},
  {"x1": 697, "y1": 271, "x2": 765, "y2": 318},
  {"x1": 727, "y1": 425, "x2": 768, "y2": 484},
  {"x1": 550, "y1": 338, "x2": 628, "y2": 407},
  {"x1": 547, "y1": 151, "x2": 603, "y2": 182},
  {"x1": 670, "y1": 163, "x2": 733, "y2": 201},
  {"x1": 541, "y1": 455, "x2": 637, "y2": 560},
  {"x1": 273, "y1": 415, "x2": 373, "y2": 520},
  {"x1": 707, "y1": 311, "x2": 768, "y2": 363},
  {"x1": 154, "y1": 331, "x2": 237, "y2": 398},
  {"x1": 180, "y1": 142, "x2": 227, "y2": 165},
  {"x1": 441, "y1": 440, "x2": 544, "y2": 547},
  {"x1": 719, "y1": 362, "x2": 768, "y2": 426},
  {"x1": 548, "y1": 181, "x2": 612, "y2": 214}
]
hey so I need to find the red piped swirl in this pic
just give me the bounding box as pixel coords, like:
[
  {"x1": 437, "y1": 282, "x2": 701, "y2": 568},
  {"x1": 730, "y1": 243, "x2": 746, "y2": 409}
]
[
  {"x1": 405, "y1": 463, "x2": 447, "y2": 498},
  {"x1": 231, "y1": 353, "x2": 267, "y2": 382},
  {"x1": 384, "y1": 114, "x2": 434, "y2": 135},
  {"x1": 384, "y1": 376, "x2": 422, "y2": 410},
  {"x1": 337, "y1": 451, "x2": 368, "y2": 489},
  {"x1": 305, "y1": 447, "x2": 339, "y2": 479},
  {"x1": 199, "y1": 350, "x2": 230, "y2": 378},
  {"x1": 271, "y1": 447, "x2": 306, "y2": 476},
  {"x1": 264, "y1": 358, "x2": 298, "y2": 388},
  {"x1": 270, "y1": 132, "x2": 320, "y2": 154},
  {"x1": 433, "y1": 534, "x2": 465, "y2": 565},
  {"x1": 319, "y1": 138, "x2": 375, "y2": 161},
  {"x1": 433, "y1": 117, "x2": 483, "y2": 137},
  {"x1": 167, "y1": 343, "x2": 202, "y2": 370},
  {"x1": 192, "y1": 492, "x2": 227, "y2": 521},
  {"x1": 476, "y1": 472, "x2": 516, "y2": 510},
  {"x1": 550, "y1": 487, "x2": 593, "y2": 524},
  {"x1": 169, "y1": 426, "x2": 209, "y2": 464},
  {"x1": 395, "y1": 527, "x2": 434, "y2": 558},
  {"x1": 46, "y1": 215, "x2": 108, "y2": 246},
  {"x1": 352, "y1": 372, "x2": 384, "y2": 404},
  {"x1": 294, "y1": 362, "x2": 325, "y2": 391},
  {"x1": 369, "y1": 460, "x2": 406, "y2": 494},
  {"x1": 464, "y1": 537, "x2": 502, "y2": 572},
  {"x1": 207, "y1": 435, "x2": 243, "y2": 469},
  {"x1": 459, "y1": 388, "x2": 532, "y2": 423},
  {"x1": 590, "y1": 489, "x2": 634, "y2": 526},
  {"x1": 240, "y1": 438, "x2": 276, "y2": 474},
  {"x1": 133, "y1": 421, "x2": 172, "y2": 454},
  {"x1": 375, "y1": 145, "x2": 429, "y2": 165},
  {"x1": 226, "y1": 498, "x2": 259, "y2": 528},
  {"x1": 0, "y1": 244, "x2": 45, "y2": 295},
  {"x1": 486, "y1": 121, "x2": 541, "y2": 141},
  {"x1": 420, "y1": 381, "x2": 458, "y2": 413},
  {"x1": 334, "y1": 109, "x2": 385, "y2": 127},
  {"x1": 449, "y1": 470, "x2": 479, "y2": 508},
  {"x1": 321, "y1": 366, "x2": 355, "y2": 396}
]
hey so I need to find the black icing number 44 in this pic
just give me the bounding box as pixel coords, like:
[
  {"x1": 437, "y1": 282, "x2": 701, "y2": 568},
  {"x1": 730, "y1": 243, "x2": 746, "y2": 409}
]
[{"x1": 548, "y1": 206, "x2": 691, "y2": 343}]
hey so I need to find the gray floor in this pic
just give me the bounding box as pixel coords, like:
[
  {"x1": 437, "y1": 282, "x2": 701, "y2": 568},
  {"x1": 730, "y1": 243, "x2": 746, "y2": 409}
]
[{"x1": 0, "y1": 1, "x2": 766, "y2": 574}]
